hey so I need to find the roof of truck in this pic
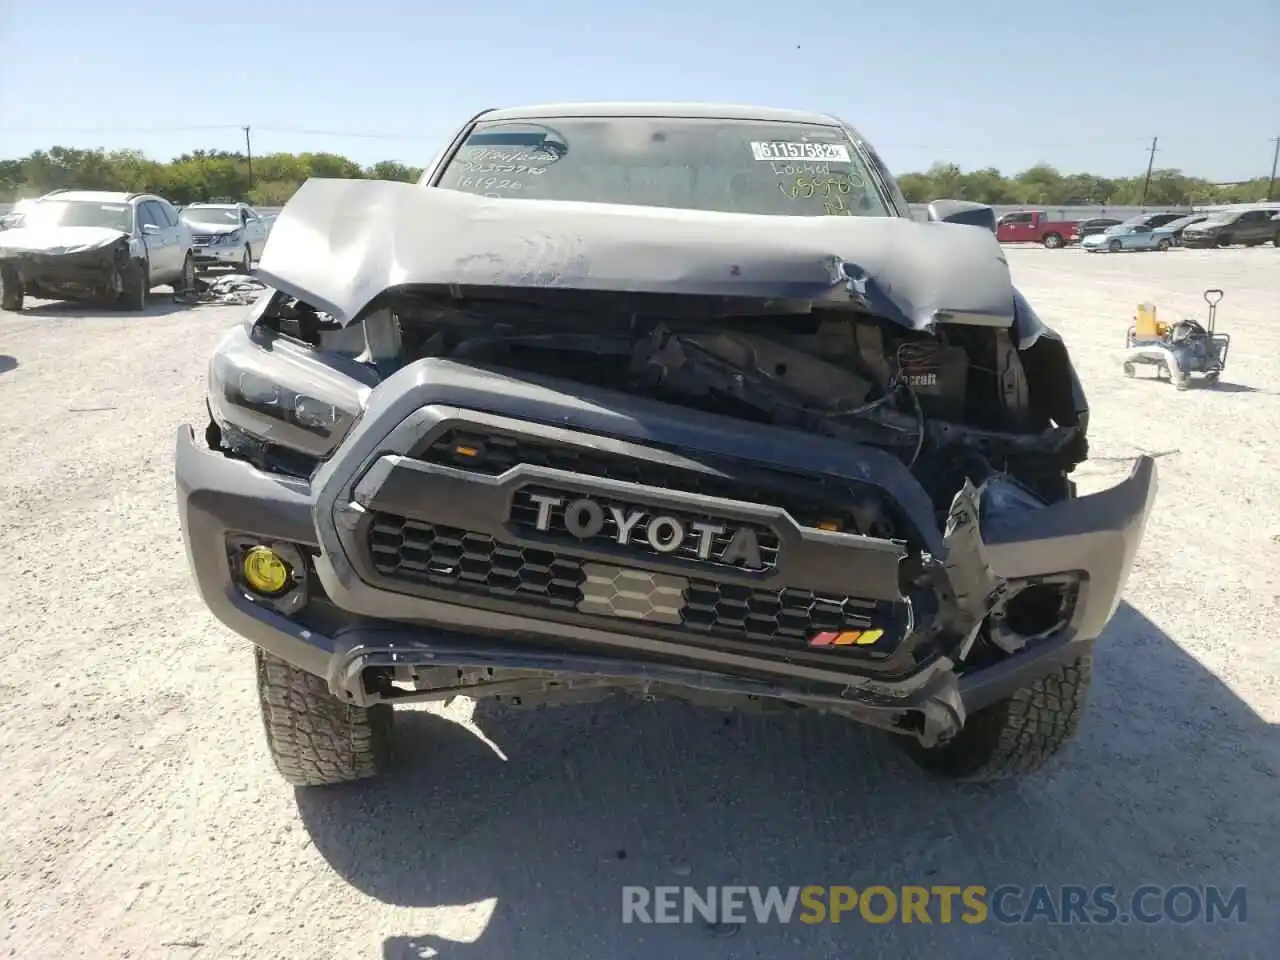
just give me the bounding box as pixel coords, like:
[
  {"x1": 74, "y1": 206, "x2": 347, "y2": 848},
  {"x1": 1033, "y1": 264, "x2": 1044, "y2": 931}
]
[{"x1": 479, "y1": 101, "x2": 843, "y2": 126}]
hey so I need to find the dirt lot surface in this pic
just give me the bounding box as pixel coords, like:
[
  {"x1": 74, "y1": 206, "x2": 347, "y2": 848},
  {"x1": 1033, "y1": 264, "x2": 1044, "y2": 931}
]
[{"x1": 1, "y1": 247, "x2": 1277, "y2": 959}]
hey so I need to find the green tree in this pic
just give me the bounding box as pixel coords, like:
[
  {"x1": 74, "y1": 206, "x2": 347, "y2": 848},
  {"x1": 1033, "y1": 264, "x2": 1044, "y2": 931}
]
[{"x1": 1, "y1": 144, "x2": 1270, "y2": 207}]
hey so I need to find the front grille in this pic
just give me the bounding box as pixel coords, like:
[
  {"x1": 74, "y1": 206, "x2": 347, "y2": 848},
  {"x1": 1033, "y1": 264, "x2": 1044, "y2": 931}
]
[
  {"x1": 367, "y1": 514, "x2": 891, "y2": 653},
  {"x1": 509, "y1": 486, "x2": 781, "y2": 571},
  {"x1": 190, "y1": 234, "x2": 212, "y2": 246},
  {"x1": 419, "y1": 428, "x2": 901, "y2": 540},
  {"x1": 369, "y1": 514, "x2": 582, "y2": 608}
]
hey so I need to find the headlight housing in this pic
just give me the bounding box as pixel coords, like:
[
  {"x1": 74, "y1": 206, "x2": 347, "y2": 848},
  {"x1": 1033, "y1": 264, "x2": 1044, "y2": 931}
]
[
  {"x1": 208, "y1": 324, "x2": 370, "y2": 461},
  {"x1": 214, "y1": 230, "x2": 244, "y2": 245}
]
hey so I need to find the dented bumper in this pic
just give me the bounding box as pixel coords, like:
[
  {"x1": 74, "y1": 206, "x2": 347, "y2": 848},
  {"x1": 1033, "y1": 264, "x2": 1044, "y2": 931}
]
[
  {"x1": 176, "y1": 360, "x2": 1156, "y2": 745},
  {"x1": 1, "y1": 246, "x2": 122, "y2": 300}
]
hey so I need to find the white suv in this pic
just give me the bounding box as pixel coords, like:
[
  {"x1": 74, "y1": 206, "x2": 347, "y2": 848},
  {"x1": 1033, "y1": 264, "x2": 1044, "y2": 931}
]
[
  {"x1": 180, "y1": 201, "x2": 271, "y2": 273},
  {"x1": 0, "y1": 190, "x2": 195, "y2": 311}
]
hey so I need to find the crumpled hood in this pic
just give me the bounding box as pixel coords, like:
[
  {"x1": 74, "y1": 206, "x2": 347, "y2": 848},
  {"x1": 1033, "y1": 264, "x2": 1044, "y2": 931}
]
[
  {"x1": 257, "y1": 178, "x2": 1023, "y2": 336},
  {"x1": 182, "y1": 220, "x2": 240, "y2": 235},
  {"x1": 0, "y1": 225, "x2": 128, "y2": 256}
]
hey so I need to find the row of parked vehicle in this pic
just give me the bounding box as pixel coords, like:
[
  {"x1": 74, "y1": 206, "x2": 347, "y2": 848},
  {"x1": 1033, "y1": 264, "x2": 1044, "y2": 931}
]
[
  {"x1": 0, "y1": 189, "x2": 273, "y2": 312},
  {"x1": 994, "y1": 205, "x2": 1280, "y2": 252}
]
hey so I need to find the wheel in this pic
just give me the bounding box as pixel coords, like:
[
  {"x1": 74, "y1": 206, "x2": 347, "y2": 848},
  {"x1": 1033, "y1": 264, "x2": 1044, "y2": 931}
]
[
  {"x1": 1108, "y1": 239, "x2": 1122, "y2": 253},
  {"x1": 173, "y1": 252, "x2": 195, "y2": 296},
  {"x1": 1156, "y1": 238, "x2": 1171, "y2": 251},
  {"x1": 1204, "y1": 371, "x2": 1221, "y2": 385},
  {"x1": 1123, "y1": 361, "x2": 1136, "y2": 378},
  {"x1": 1273, "y1": 232, "x2": 1280, "y2": 247},
  {"x1": 239, "y1": 246, "x2": 252, "y2": 273},
  {"x1": 905, "y1": 656, "x2": 1091, "y2": 782},
  {"x1": 1042, "y1": 232, "x2": 1063, "y2": 249},
  {"x1": 0, "y1": 265, "x2": 23, "y2": 312},
  {"x1": 1243, "y1": 240, "x2": 1263, "y2": 247},
  {"x1": 1216, "y1": 235, "x2": 1232, "y2": 247},
  {"x1": 256, "y1": 648, "x2": 393, "y2": 786},
  {"x1": 119, "y1": 259, "x2": 149, "y2": 311}
]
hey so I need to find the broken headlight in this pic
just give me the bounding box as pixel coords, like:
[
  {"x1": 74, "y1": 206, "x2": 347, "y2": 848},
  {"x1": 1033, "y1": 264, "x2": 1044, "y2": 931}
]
[{"x1": 207, "y1": 326, "x2": 368, "y2": 460}]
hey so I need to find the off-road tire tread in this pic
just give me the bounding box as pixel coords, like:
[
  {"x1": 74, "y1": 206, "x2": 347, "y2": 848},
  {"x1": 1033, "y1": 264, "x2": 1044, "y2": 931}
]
[
  {"x1": 908, "y1": 655, "x2": 1091, "y2": 782},
  {"x1": 256, "y1": 649, "x2": 393, "y2": 787}
]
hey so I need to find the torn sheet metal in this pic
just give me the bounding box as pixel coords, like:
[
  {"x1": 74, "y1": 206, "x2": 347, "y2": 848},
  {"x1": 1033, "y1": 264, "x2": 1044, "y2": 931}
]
[
  {"x1": 255, "y1": 178, "x2": 1021, "y2": 332},
  {"x1": 177, "y1": 273, "x2": 269, "y2": 306}
]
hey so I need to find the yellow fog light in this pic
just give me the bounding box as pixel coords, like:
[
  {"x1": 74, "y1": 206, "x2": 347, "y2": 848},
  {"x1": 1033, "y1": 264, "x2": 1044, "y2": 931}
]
[{"x1": 242, "y1": 545, "x2": 291, "y2": 595}]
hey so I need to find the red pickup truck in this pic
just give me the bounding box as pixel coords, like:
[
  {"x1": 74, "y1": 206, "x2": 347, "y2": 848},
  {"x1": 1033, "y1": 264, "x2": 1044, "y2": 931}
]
[{"x1": 995, "y1": 210, "x2": 1078, "y2": 248}]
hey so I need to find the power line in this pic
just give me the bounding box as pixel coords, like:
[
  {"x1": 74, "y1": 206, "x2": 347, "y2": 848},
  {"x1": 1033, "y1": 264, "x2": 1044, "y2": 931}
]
[
  {"x1": 0, "y1": 123, "x2": 448, "y2": 142},
  {"x1": 0, "y1": 124, "x2": 245, "y2": 134},
  {"x1": 252, "y1": 126, "x2": 446, "y2": 142}
]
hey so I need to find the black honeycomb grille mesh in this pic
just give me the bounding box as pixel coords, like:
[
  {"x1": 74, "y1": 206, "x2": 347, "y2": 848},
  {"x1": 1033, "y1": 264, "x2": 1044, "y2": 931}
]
[{"x1": 367, "y1": 514, "x2": 884, "y2": 648}]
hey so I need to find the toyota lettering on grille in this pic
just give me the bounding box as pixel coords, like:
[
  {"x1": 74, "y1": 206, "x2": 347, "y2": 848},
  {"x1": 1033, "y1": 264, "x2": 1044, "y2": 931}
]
[{"x1": 526, "y1": 493, "x2": 765, "y2": 570}]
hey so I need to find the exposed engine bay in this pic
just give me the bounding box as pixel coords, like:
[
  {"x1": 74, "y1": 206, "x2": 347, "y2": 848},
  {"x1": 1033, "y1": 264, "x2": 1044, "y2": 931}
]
[{"x1": 257, "y1": 288, "x2": 1089, "y2": 520}]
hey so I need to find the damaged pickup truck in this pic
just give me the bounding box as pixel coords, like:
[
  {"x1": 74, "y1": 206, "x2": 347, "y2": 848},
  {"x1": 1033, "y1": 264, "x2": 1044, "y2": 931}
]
[
  {"x1": 0, "y1": 190, "x2": 195, "y2": 312},
  {"x1": 176, "y1": 103, "x2": 1157, "y2": 787}
]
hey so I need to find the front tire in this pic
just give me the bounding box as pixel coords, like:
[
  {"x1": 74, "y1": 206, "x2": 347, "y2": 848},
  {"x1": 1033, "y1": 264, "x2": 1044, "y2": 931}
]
[
  {"x1": 1042, "y1": 232, "x2": 1063, "y2": 249},
  {"x1": 120, "y1": 259, "x2": 149, "y2": 311},
  {"x1": 240, "y1": 245, "x2": 253, "y2": 273},
  {"x1": 1108, "y1": 239, "x2": 1122, "y2": 253},
  {"x1": 1156, "y1": 238, "x2": 1171, "y2": 251},
  {"x1": 0, "y1": 265, "x2": 23, "y2": 312},
  {"x1": 174, "y1": 252, "x2": 195, "y2": 296},
  {"x1": 905, "y1": 655, "x2": 1092, "y2": 782},
  {"x1": 256, "y1": 648, "x2": 393, "y2": 787}
]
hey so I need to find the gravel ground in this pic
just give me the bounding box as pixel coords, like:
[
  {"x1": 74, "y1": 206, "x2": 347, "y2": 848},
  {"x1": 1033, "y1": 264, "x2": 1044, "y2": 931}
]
[{"x1": 0, "y1": 246, "x2": 1277, "y2": 960}]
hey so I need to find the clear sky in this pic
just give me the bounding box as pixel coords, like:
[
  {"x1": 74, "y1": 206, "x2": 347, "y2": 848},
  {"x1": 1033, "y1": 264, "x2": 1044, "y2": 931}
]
[{"x1": 1, "y1": 0, "x2": 1276, "y2": 181}]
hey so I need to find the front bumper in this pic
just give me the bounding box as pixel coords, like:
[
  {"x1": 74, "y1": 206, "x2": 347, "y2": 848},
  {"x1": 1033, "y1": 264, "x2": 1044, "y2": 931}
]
[
  {"x1": 177, "y1": 358, "x2": 1157, "y2": 745},
  {"x1": 192, "y1": 241, "x2": 246, "y2": 265},
  {"x1": 1180, "y1": 234, "x2": 1218, "y2": 248},
  {"x1": 1, "y1": 247, "x2": 122, "y2": 299}
]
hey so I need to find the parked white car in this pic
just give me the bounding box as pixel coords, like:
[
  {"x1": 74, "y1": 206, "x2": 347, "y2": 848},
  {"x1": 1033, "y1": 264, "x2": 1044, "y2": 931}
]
[
  {"x1": 0, "y1": 190, "x2": 194, "y2": 311},
  {"x1": 180, "y1": 202, "x2": 271, "y2": 272}
]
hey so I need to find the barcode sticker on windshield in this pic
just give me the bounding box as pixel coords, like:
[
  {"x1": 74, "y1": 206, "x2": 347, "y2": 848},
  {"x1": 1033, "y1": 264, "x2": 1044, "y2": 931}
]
[{"x1": 751, "y1": 141, "x2": 851, "y2": 162}]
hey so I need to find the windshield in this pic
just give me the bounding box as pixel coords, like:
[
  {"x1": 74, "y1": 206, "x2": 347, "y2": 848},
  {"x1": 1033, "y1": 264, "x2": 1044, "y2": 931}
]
[
  {"x1": 182, "y1": 206, "x2": 241, "y2": 225},
  {"x1": 24, "y1": 200, "x2": 132, "y2": 232},
  {"x1": 436, "y1": 117, "x2": 890, "y2": 217}
]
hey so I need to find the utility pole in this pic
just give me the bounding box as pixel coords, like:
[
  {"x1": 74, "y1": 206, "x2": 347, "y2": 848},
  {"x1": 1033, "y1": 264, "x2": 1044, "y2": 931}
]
[
  {"x1": 243, "y1": 126, "x2": 254, "y2": 190},
  {"x1": 1139, "y1": 136, "x2": 1158, "y2": 209},
  {"x1": 1268, "y1": 136, "x2": 1279, "y2": 201}
]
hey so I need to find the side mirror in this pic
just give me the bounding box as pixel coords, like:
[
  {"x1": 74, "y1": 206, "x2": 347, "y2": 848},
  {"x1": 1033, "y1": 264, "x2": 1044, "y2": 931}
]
[
  {"x1": 141, "y1": 223, "x2": 160, "y2": 234},
  {"x1": 927, "y1": 199, "x2": 997, "y2": 234}
]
